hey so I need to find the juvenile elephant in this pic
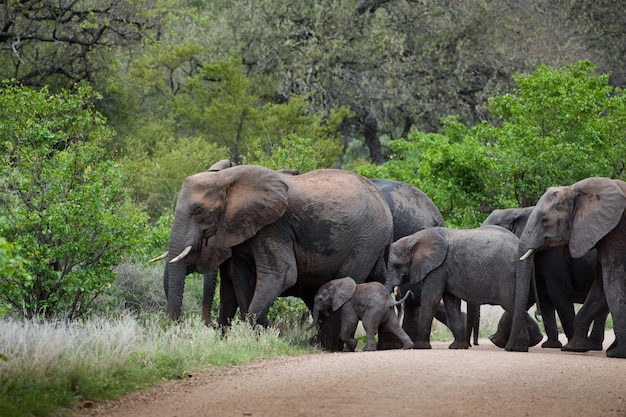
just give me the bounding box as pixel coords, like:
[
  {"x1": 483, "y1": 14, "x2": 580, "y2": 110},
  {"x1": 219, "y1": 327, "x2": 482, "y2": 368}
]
[
  {"x1": 309, "y1": 277, "x2": 414, "y2": 351},
  {"x1": 385, "y1": 226, "x2": 542, "y2": 349},
  {"x1": 393, "y1": 281, "x2": 480, "y2": 347},
  {"x1": 508, "y1": 177, "x2": 626, "y2": 358},
  {"x1": 165, "y1": 164, "x2": 394, "y2": 349},
  {"x1": 368, "y1": 179, "x2": 445, "y2": 349},
  {"x1": 482, "y1": 207, "x2": 608, "y2": 350}
]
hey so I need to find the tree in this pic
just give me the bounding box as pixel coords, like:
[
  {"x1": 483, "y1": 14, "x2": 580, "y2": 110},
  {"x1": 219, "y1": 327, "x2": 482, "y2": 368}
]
[
  {"x1": 0, "y1": 84, "x2": 148, "y2": 319},
  {"x1": 0, "y1": 0, "x2": 161, "y2": 90},
  {"x1": 358, "y1": 61, "x2": 626, "y2": 227}
]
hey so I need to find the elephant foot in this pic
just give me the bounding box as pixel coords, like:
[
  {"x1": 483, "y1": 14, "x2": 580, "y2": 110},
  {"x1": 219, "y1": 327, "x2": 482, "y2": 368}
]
[
  {"x1": 363, "y1": 342, "x2": 378, "y2": 351},
  {"x1": 448, "y1": 341, "x2": 470, "y2": 349},
  {"x1": 488, "y1": 333, "x2": 508, "y2": 348},
  {"x1": 562, "y1": 338, "x2": 594, "y2": 353},
  {"x1": 413, "y1": 341, "x2": 432, "y2": 349},
  {"x1": 343, "y1": 339, "x2": 357, "y2": 352},
  {"x1": 402, "y1": 341, "x2": 414, "y2": 350},
  {"x1": 606, "y1": 339, "x2": 626, "y2": 358},
  {"x1": 504, "y1": 338, "x2": 529, "y2": 352},
  {"x1": 528, "y1": 332, "x2": 544, "y2": 348},
  {"x1": 541, "y1": 339, "x2": 563, "y2": 349}
]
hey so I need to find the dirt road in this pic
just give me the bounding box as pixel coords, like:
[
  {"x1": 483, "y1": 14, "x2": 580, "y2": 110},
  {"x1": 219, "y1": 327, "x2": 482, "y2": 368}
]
[{"x1": 74, "y1": 332, "x2": 626, "y2": 417}]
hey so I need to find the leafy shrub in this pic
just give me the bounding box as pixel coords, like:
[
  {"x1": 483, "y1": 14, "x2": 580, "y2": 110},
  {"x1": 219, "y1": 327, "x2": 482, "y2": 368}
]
[
  {"x1": 358, "y1": 61, "x2": 626, "y2": 227},
  {"x1": 0, "y1": 84, "x2": 149, "y2": 319}
]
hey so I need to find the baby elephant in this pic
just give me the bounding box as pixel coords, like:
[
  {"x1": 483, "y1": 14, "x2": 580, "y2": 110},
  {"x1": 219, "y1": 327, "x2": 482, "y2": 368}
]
[{"x1": 309, "y1": 277, "x2": 414, "y2": 352}]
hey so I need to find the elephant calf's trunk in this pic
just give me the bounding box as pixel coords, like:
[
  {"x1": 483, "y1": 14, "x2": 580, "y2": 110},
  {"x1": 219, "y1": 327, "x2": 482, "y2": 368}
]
[{"x1": 393, "y1": 289, "x2": 413, "y2": 306}]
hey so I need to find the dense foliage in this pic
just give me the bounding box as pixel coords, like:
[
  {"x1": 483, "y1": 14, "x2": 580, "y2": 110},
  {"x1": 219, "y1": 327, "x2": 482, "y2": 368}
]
[
  {"x1": 0, "y1": 85, "x2": 148, "y2": 319},
  {"x1": 358, "y1": 62, "x2": 626, "y2": 226},
  {"x1": 2, "y1": 0, "x2": 626, "y2": 319}
]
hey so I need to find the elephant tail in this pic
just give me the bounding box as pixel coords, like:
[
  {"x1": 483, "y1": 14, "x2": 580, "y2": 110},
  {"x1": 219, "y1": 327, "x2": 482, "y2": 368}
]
[{"x1": 392, "y1": 289, "x2": 413, "y2": 306}]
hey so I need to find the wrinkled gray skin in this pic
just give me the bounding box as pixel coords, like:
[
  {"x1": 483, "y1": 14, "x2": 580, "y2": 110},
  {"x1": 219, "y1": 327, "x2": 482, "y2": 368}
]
[
  {"x1": 393, "y1": 280, "x2": 480, "y2": 347},
  {"x1": 366, "y1": 179, "x2": 450, "y2": 349},
  {"x1": 309, "y1": 277, "x2": 414, "y2": 351},
  {"x1": 165, "y1": 165, "x2": 393, "y2": 345},
  {"x1": 160, "y1": 170, "x2": 441, "y2": 351},
  {"x1": 508, "y1": 177, "x2": 626, "y2": 358},
  {"x1": 386, "y1": 226, "x2": 541, "y2": 349},
  {"x1": 482, "y1": 207, "x2": 608, "y2": 350}
]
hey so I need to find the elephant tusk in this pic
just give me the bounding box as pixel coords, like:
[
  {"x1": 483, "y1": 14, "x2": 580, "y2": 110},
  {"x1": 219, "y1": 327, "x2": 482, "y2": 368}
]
[
  {"x1": 170, "y1": 246, "x2": 193, "y2": 263},
  {"x1": 148, "y1": 251, "x2": 168, "y2": 263},
  {"x1": 519, "y1": 248, "x2": 535, "y2": 261}
]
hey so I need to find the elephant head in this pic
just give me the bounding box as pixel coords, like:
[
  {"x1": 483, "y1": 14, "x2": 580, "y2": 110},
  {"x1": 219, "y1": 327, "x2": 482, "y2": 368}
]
[
  {"x1": 165, "y1": 165, "x2": 289, "y2": 321},
  {"x1": 385, "y1": 228, "x2": 448, "y2": 291},
  {"x1": 482, "y1": 206, "x2": 534, "y2": 238},
  {"x1": 506, "y1": 177, "x2": 626, "y2": 352},
  {"x1": 309, "y1": 277, "x2": 357, "y2": 328}
]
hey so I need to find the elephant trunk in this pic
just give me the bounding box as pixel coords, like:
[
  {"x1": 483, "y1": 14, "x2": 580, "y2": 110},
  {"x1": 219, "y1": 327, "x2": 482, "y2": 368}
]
[
  {"x1": 307, "y1": 305, "x2": 321, "y2": 331},
  {"x1": 505, "y1": 246, "x2": 534, "y2": 351},
  {"x1": 165, "y1": 212, "x2": 193, "y2": 321}
]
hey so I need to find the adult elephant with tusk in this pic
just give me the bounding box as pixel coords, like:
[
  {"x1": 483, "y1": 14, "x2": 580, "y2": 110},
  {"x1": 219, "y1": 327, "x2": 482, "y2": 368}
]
[
  {"x1": 507, "y1": 177, "x2": 626, "y2": 358},
  {"x1": 164, "y1": 164, "x2": 394, "y2": 348},
  {"x1": 151, "y1": 159, "x2": 236, "y2": 327},
  {"x1": 482, "y1": 207, "x2": 608, "y2": 350}
]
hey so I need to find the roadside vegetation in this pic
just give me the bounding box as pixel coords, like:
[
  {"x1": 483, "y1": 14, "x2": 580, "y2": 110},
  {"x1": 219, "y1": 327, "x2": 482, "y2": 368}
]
[{"x1": 2, "y1": 1, "x2": 626, "y2": 416}]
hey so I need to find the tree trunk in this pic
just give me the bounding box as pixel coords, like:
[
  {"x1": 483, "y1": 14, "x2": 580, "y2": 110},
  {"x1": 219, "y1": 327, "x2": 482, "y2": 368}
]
[{"x1": 363, "y1": 112, "x2": 384, "y2": 164}]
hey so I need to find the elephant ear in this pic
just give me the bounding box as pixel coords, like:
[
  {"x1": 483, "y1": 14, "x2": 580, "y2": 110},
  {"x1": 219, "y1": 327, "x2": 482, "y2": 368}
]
[
  {"x1": 331, "y1": 277, "x2": 357, "y2": 311},
  {"x1": 569, "y1": 177, "x2": 626, "y2": 258},
  {"x1": 409, "y1": 228, "x2": 449, "y2": 284},
  {"x1": 510, "y1": 207, "x2": 535, "y2": 237},
  {"x1": 215, "y1": 165, "x2": 289, "y2": 248}
]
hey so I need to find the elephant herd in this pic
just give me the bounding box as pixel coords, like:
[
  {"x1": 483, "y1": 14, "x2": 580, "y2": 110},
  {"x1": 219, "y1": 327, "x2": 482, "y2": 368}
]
[{"x1": 152, "y1": 162, "x2": 626, "y2": 359}]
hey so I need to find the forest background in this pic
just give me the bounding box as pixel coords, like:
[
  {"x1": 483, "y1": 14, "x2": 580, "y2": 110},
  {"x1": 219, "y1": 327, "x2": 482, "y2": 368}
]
[{"x1": 2, "y1": 1, "x2": 626, "y2": 416}]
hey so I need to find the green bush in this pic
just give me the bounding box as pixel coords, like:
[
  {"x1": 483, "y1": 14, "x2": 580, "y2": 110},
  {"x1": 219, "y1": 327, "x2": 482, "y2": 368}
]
[
  {"x1": 0, "y1": 84, "x2": 149, "y2": 319},
  {"x1": 357, "y1": 61, "x2": 626, "y2": 227}
]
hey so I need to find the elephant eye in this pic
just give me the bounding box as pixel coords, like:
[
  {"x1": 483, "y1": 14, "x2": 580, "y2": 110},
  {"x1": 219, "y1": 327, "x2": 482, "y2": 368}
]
[{"x1": 190, "y1": 205, "x2": 204, "y2": 217}]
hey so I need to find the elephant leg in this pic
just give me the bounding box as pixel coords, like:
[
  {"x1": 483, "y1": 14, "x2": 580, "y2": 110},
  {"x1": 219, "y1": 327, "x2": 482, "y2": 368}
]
[
  {"x1": 230, "y1": 253, "x2": 256, "y2": 322},
  {"x1": 361, "y1": 312, "x2": 381, "y2": 351},
  {"x1": 316, "y1": 311, "x2": 345, "y2": 352},
  {"x1": 563, "y1": 276, "x2": 608, "y2": 352},
  {"x1": 490, "y1": 311, "x2": 536, "y2": 348},
  {"x1": 217, "y1": 263, "x2": 239, "y2": 327},
  {"x1": 246, "y1": 241, "x2": 297, "y2": 327},
  {"x1": 538, "y1": 297, "x2": 563, "y2": 349},
  {"x1": 201, "y1": 269, "x2": 218, "y2": 327},
  {"x1": 378, "y1": 311, "x2": 413, "y2": 350},
  {"x1": 442, "y1": 293, "x2": 469, "y2": 349},
  {"x1": 524, "y1": 313, "x2": 543, "y2": 347},
  {"x1": 489, "y1": 311, "x2": 512, "y2": 348},
  {"x1": 376, "y1": 325, "x2": 402, "y2": 350},
  {"x1": 548, "y1": 292, "x2": 576, "y2": 341},
  {"x1": 602, "y1": 268, "x2": 626, "y2": 358},
  {"x1": 415, "y1": 283, "x2": 443, "y2": 349},
  {"x1": 340, "y1": 308, "x2": 359, "y2": 352},
  {"x1": 466, "y1": 303, "x2": 480, "y2": 346},
  {"x1": 401, "y1": 301, "x2": 421, "y2": 344},
  {"x1": 588, "y1": 309, "x2": 609, "y2": 351},
  {"x1": 433, "y1": 302, "x2": 450, "y2": 328}
]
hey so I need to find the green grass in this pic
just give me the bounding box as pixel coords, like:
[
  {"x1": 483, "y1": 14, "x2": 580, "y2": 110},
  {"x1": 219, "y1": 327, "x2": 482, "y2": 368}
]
[{"x1": 0, "y1": 313, "x2": 317, "y2": 417}]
